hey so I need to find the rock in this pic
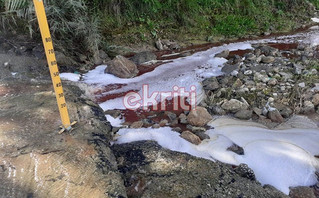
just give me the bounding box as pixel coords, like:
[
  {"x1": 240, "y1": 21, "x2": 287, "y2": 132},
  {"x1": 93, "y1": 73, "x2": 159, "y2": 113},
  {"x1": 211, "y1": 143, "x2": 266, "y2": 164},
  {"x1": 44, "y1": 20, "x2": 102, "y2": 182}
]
[
  {"x1": 235, "y1": 110, "x2": 253, "y2": 120},
  {"x1": 104, "y1": 55, "x2": 138, "y2": 78},
  {"x1": 187, "y1": 125, "x2": 206, "y2": 133},
  {"x1": 289, "y1": 186, "x2": 316, "y2": 198},
  {"x1": 32, "y1": 44, "x2": 45, "y2": 59},
  {"x1": 234, "y1": 164, "x2": 256, "y2": 181},
  {"x1": 152, "y1": 124, "x2": 161, "y2": 128},
  {"x1": 298, "y1": 82, "x2": 306, "y2": 88},
  {"x1": 187, "y1": 107, "x2": 213, "y2": 127},
  {"x1": 131, "y1": 121, "x2": 144, "y2": 128},
  {"x1": 244, "y1": 70, "x2": 253, "y2": 75},
  {"x1": 268, "y1": 109, "x2": 284, "y2": 123},
  {"x1": 180, "y1": 131, "x2": 202, "y2": 145},
  {"x1": 172, "y1": 127, "x2": 182, "y2": 132},
  {"x1": 55, "y1": 51, "x2": 76, "y2": 66},
  {"x1": 203, "y1": 77, "x2": 220, "y2": 91},
  {"x1": 131, "y1": 51, "x2": 157, "y2": 65},
  {"x1": 254, "y1": 72, "x2": 269, "y2": 83},
  {"x1": 268, "y1": 78, "x2": 278, "y2": 86},
  {"x1": 274, "y1": 104, "x2": 293, "y2": 118},
  {"x1": 221, "y1": 64, "x2": 240, "y2": 75},
  {"x1": 210, "y1": 106, "x2": 226, "y2": 115},
  {"x1": 279, "y1": 72, "x2": 293, "y2": 81},
  {"x1": 231, "y1": 70, "x2": 239, "y2": 76},
  {"x1": 232, "y1": 79, "x2": 243, "y2": 89},
  {"x1": 244, "y1": 53, "x2": 256, "y2": 62},
  {"x1": 0, "y1": 81, "x2": 127, "y2": 198},
  {"x1": 165, "y1": 111, "x2": 177, "y2": 121},
  {"x1": 112, "y1": 141, "x2": 287, "y2": 198},
  {"x1": 193, "y1": 132, "x2": 210, "y2": 140},
  {"x1": 259, "y1": 45, "x2": 278, "y2": 56},
  {"x1": 99, "y1": 50, "x2": 109, "y2": 60},
  {"x1": 159, "y1": 119, "x2": 168, "y2": 127},
  {"x1": 261, "y1": 56, "x2": 275, "y2": 63},
  {"x1": 253, "y1": 107, "x2": 263, "y2": 116},
  {"x1": 142, "y1": 118, "x2": 154, "y2": 127},
  {"x1": 221, "y1": 99, "x2": 248, "y2": 113},
  {"x1": 312, "y1": 94, "x2": 319, "y2": 106},
  {"x1": 178, "y1": 113, "x2": 188, "y2": 124},
  {"x1": 215, "y1": 50, "x2": 230, "y2": 58},
  {"x1": 310, "y1": 69, "x2": 318, "y2": 75},
  {"x1": 155, "y1": 39, "x2": 164, "y2": 50},
  {"x1": 227, "y1": 144, "x2": 244, "y2": 155},
  {"x1": 303, "y1": 101, "x2": 315, "y2": 114}
]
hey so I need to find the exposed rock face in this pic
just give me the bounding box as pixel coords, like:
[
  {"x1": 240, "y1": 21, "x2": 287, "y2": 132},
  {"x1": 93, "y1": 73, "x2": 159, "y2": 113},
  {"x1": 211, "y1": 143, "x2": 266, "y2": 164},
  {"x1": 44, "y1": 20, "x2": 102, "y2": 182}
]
[
  {"x1": 112, "y1": 141, "x2": 288, "y2": 198},
  {"x1": 0, "y1": 81, "x2": 127, "y2": 198},
  {"x1": 187, "y1": 106, "x2": 213, "y2": 127},
  {"x1": 105, "y1": 55, "x2": 138, "y2": 78}
]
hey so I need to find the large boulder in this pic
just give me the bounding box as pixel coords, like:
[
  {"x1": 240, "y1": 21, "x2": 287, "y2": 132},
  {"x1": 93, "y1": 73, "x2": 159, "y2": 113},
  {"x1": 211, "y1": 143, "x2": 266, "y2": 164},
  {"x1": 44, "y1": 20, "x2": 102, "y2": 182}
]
[
  {"x1": 105, "y1": 55, "x2": 138, "y2": 78},
  {"x1": 112, "y1": 141, "x2": 288, "y2": 198},
  {"x1": 187, "y1": 106, "x2": 213, "y2": 127},
  {"x1": 0, "y1": 81, "x2": 127, "y2": 198}
]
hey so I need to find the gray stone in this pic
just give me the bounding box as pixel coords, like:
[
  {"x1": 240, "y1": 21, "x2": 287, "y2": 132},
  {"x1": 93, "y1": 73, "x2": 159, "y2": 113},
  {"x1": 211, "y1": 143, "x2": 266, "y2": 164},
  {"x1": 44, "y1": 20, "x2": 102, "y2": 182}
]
[
  {"x1": 268, "y1": 109, "x2": 284, "y2": 123},
  {"x1": 261, "y1": 56, "x2": 275, "y2": 63},
  {"x1": 210, "y1": 106, "x2": 226, "y2": 115},
  {"x1": 203, "y1": 77, "x2": 220, "y2": 91},
  {"x1": 165, "y1": 111, "x2": 177, "y2": 121},
  {"x1": 193, "y1": 131, "x2": 210, "y2": 140},
  {"x1": 221, "y1": 99, "x2": 248, "y2": 113},
  {"x1": 227, "y1": 144, "x2": 244, "y2": 155},
  {"x1": 235, "y1": 110, "x2": 253, "y2": 120},
  {"x1": 105, "y1": 55, "x2": 139, "y2": 78},
  {"x1": 131, "y1": 121, "x2": 144, "y2": 128},
  {"x1": 180, "y1": 131, "x2": 202, "y2": 145},
  {"x1": 187, "y1": 107, "x2": 213, "y2": 127},
  {"x1": 178, "y1": 113, "x2": 188, "y2": 124},
  {"x1": 215, "y1": 50, "x2": 230, "y2": 58},
  {"x1": 303, "y1": 101, "x2": 315, "y2": 114},
  {"x1": 131, "y1": 51, "x2": 157, "y2": 65},
  {"x1": 298, "y1": 82, "x2": 306, "y2": 88},
  {"x1": 234, "y1": 164, "x2": 256, "y2": 181},
  {"x1": 312, "y1": 94, "x2": 319, "y2": 106},
  {"x1": 221, "y1": 64, "x2": 240, "y2": 75},
  {"x1": 268, "y1": 78, "x2": 278, "y2": 86},
  {"x1": 155, "y1": 39, "x2": 164, "y2": 50}
]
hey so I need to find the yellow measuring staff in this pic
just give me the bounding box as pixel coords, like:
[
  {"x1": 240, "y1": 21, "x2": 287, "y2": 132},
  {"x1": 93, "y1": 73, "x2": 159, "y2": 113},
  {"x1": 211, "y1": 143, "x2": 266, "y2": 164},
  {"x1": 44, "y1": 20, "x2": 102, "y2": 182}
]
[{"x1": 33, "y1": 0, "x2": 71, "y2": 131}]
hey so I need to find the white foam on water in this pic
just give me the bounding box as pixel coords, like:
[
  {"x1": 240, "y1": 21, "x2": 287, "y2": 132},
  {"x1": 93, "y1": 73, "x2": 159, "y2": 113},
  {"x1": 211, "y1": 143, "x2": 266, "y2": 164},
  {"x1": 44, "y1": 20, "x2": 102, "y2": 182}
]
[
  {"x1": 105, "y1": 115, "x2": 124, "y2": 127},
  {"x1": 60, "y1": 73, "x2": 80, "y2": 82}
]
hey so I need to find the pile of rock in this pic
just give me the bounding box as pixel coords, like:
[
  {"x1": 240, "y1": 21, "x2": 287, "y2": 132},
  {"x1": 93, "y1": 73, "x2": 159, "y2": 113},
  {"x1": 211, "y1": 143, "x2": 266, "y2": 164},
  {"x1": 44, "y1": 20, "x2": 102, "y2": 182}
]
[{"x1": 203, "y1": 43, "x2": 319, "y2": 127}]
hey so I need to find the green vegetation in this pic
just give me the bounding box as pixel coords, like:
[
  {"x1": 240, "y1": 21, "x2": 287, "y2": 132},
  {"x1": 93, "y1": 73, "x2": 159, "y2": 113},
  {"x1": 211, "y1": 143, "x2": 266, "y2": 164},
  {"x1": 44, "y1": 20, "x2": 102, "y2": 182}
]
[
  {"x1": 0, "y1": 0, "x2": 318, "y2": 60},
  {"x1": 86, "y1": 0, "x2": 319, "y2": 42},
  {"x1": 0, "y1": 0, "x2": 100, "y2": 59}
]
